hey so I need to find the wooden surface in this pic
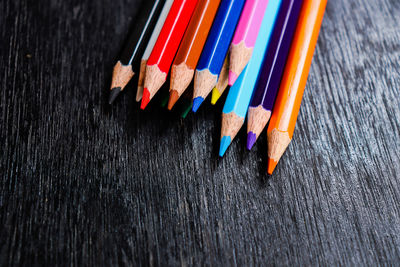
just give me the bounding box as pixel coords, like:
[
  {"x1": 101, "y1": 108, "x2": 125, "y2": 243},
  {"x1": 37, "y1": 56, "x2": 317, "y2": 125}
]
[{"x1": 1, "y1": 0, "x2": 400, "y2": 265}]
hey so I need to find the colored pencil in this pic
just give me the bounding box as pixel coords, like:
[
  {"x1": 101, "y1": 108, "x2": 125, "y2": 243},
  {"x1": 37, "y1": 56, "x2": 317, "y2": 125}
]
[
  {"x1": 246, "y1": 0, "x2": 303, "y2": 150},
  {"x1": 219, "y1": 0, "x2": 282, "y2": 157},
  {"x1": 141, "y1": 0, "x2": 199, "y2": 110},
  {"x1": 228, "y1": 0, "x2": 269, "y2": 86},
  {"x1": 109, "y1": 0, "x2": 165, "y2": 104},
  {"x1": 192, "y1": 0, "x2": 246, "y2": 112},
  {"x1": 136, "y1": 0, "x2": 174, "y2": 102},
  {"x1": 210, "y1": 55, "x2": 229, "y2": 105},
  {"x1": 168, "y1": 0, "x2": 221, "y2": 110},
  {"x1": 267, "y1": 0, "x2": 327, "y2": 174}
]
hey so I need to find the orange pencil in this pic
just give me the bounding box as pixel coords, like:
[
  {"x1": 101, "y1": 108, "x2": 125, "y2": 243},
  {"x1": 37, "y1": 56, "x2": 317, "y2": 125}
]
[
  {"x1": 267, "y1": 0, "x2": 327, "y2": 174},
  {"x1": 168, "y1": 0, "x2": 221, "y2": 110}
]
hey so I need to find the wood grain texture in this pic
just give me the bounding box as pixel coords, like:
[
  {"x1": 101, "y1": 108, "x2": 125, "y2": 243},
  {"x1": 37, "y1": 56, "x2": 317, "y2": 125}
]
[{"x1": 1, "y1": 0, "x2": 400, "y2": 266}]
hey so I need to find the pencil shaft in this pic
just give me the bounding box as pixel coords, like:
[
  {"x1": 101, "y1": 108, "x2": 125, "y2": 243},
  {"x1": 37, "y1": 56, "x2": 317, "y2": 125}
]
[
  {"x1": 268, "y1": 0, "x2": 327, "y2": 137},
  {"x1": 147, "y1": 0, "x2": 198, "y2": 73},
  {"x1": 250, "y1": 0, "x2": 303, "y2": 111},
  {"x1": 119, "y1": 0, "x2": 165, "y2": 67},
  {"x1": 173, "y1": 0, "x2": 221, "y2": 70},
  {"x1": 141, "y1": 0, "x2": 174, "y2": 62}
]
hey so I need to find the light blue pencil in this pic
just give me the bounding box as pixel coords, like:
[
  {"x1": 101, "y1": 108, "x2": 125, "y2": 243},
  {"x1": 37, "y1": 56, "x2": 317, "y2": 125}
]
[{"x1": 219, "y1": 0, "x2": 282, "y2": 157}]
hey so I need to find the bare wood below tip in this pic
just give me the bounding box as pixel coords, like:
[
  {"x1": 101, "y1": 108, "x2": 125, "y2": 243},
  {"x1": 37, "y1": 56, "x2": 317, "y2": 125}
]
[
  {"x1": 215, "y1": 56, "x2": 229, "y2": 93},
  {"x1": 144, "y1": 64, "x2": 167, "y2": 98},
  {"x1": 229, "y1": 41, "x2": 253, "y2": 76},
  {"x1": 194, "y1": 69, "x2": 218, "y2": 98},
  {"x1": 111, "y1": 61, "x2": 135, "y2": 90},
  {"x1": 136, "y1": 59, "x2": 147, "y2": 101},
  {"x1": 247, "y1": 106, "x2": 271, "y2": 137},
  {"x1": 221, "y1": 112, "x2": 245, "y2": 140},
  {"x1": 170, "y1": 63, "x2": 194, "y2": 96},
  {"x1": 267, "y1": 129, "x2": 291, "y2": 162}
]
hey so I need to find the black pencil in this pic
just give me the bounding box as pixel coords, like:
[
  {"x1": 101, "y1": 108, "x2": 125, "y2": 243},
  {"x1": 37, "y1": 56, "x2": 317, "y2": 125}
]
[{"x1": 109, "y1": 0, "x2": 165, "y2": 104}]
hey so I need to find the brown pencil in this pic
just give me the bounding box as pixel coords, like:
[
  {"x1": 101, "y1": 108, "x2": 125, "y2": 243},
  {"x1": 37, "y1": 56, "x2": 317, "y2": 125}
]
[{"x1": 168, "y1": 0, "x2": 221, "y2": 110}]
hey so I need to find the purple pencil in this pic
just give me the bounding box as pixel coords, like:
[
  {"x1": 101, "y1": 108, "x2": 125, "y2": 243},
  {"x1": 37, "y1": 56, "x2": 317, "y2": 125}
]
[{"x1": 246, "y1": 0, "x2": 303, "y2": 150}]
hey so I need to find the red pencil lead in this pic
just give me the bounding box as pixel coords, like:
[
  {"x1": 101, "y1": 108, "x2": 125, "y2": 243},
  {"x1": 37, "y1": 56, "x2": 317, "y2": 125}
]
[{"x1": 141, "y1": 88, "x2": 150, "y2": 109}]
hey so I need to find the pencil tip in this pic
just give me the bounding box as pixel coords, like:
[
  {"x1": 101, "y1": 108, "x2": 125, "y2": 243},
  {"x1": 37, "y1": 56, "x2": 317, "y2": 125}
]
[
  {"x1": 136, "y1": 86, "x2": 143, "y2": 102},
  {"x1": 211, "y1": 88, "x2": 221, "y2": 105},
  {"x1": 267, "y1": 158, "x2": 278, "y2": 175},
  {"x1": 108, "y1": 87, "x2": 121, "y2": 104},
  {"x1": 192, "y1": 97, "x2": 204, "y2": 112},
  {"x1": 228, "y1": 71, "x2": 238, "y2": 86},
  {"x1": 168, "y1": 90, "x2": 179, "y2": 110},
  {"x1": 160, "y1": 93, "x2": 169, "y2": 108},
  {"x1": 219, "y1": 136, "x2": 231, "y2": 157},
  {"x1": 246, "y1": 132, "x2": 257, "y2": 150},
  {"x1": 141, "y1": 88, "x2": 150, "y2": 110},
  {"x1": 181, "y1": 102, "x2": 192, "y2": 119}
]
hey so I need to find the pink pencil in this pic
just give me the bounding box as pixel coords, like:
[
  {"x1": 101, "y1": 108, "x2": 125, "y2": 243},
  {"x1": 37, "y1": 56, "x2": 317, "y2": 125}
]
[{"x1": 228, "y1": 0, "x2": 269, "y2": 85}]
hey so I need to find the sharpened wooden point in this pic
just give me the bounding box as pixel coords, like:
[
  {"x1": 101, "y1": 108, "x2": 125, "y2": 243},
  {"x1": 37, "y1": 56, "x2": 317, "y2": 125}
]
[
  {"x1": 229, "y1": 41, "x2": 253, "y2": 85},
  {"x1": 221, "y1": 112, "x2": 245, "y2": 144},
  {"x1": 267, "y1": 129, "x2": 291, "y2": 173},
  {"x1": 111, "y1": 61, "x2": 135, "y2": 91},
  {"x1": 193, "y1": 69, "x2": 218, "y2": 100},
  {"x1": 143, "y1": 64, "x2": 167, "y2": 102},
  {"x1": 247, "y1": 106, "x2": 271, "y2": 146},
  {"x1": 136, "y1": 59, "x2": 147, "y2": 102}
]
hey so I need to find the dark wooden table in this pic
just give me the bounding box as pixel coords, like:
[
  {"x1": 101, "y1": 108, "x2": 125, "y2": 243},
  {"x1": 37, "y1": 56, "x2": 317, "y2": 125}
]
[{"x1": 1, "y1": 0, "x2": 400, "y2": 265}]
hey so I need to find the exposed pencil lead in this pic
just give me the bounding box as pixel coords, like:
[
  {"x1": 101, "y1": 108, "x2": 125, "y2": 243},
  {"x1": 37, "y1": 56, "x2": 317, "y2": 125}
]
[
  {"x1": 141, "y1": 88, "x2": 150, "y2": 109},
  {"x1": 267, "y1": 158, "x2": 278, "y2": 175},
  {"x1": 108, "y1": 87, "x2": 121, "y2": 104},
  {"x1": 181, "y1": 101, "x2": 192, "y2": 119},
  {"x1": 211, "y1": 88, "x2": 221, "y2": 105},
  {"x1": 160, "y1": 92, "x2": 169, "y2": 108},
  {"x1": 168, "y1": 90, "x2": 179, "y2": 110},
  {"x1": 192, "y1": 97, "x2": 204, "y2": 112},
  {"x1": 219, "y1": 136, "x2": 232, "y2": 157},
  {"x1": 246, "y1": 132, "x2": 257, "y2": 150}
]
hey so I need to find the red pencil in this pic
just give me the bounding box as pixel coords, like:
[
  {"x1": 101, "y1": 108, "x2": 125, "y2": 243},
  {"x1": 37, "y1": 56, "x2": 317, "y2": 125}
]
[{"x1": 141, "y1": 0, "x2": 199, "y2": 109}]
